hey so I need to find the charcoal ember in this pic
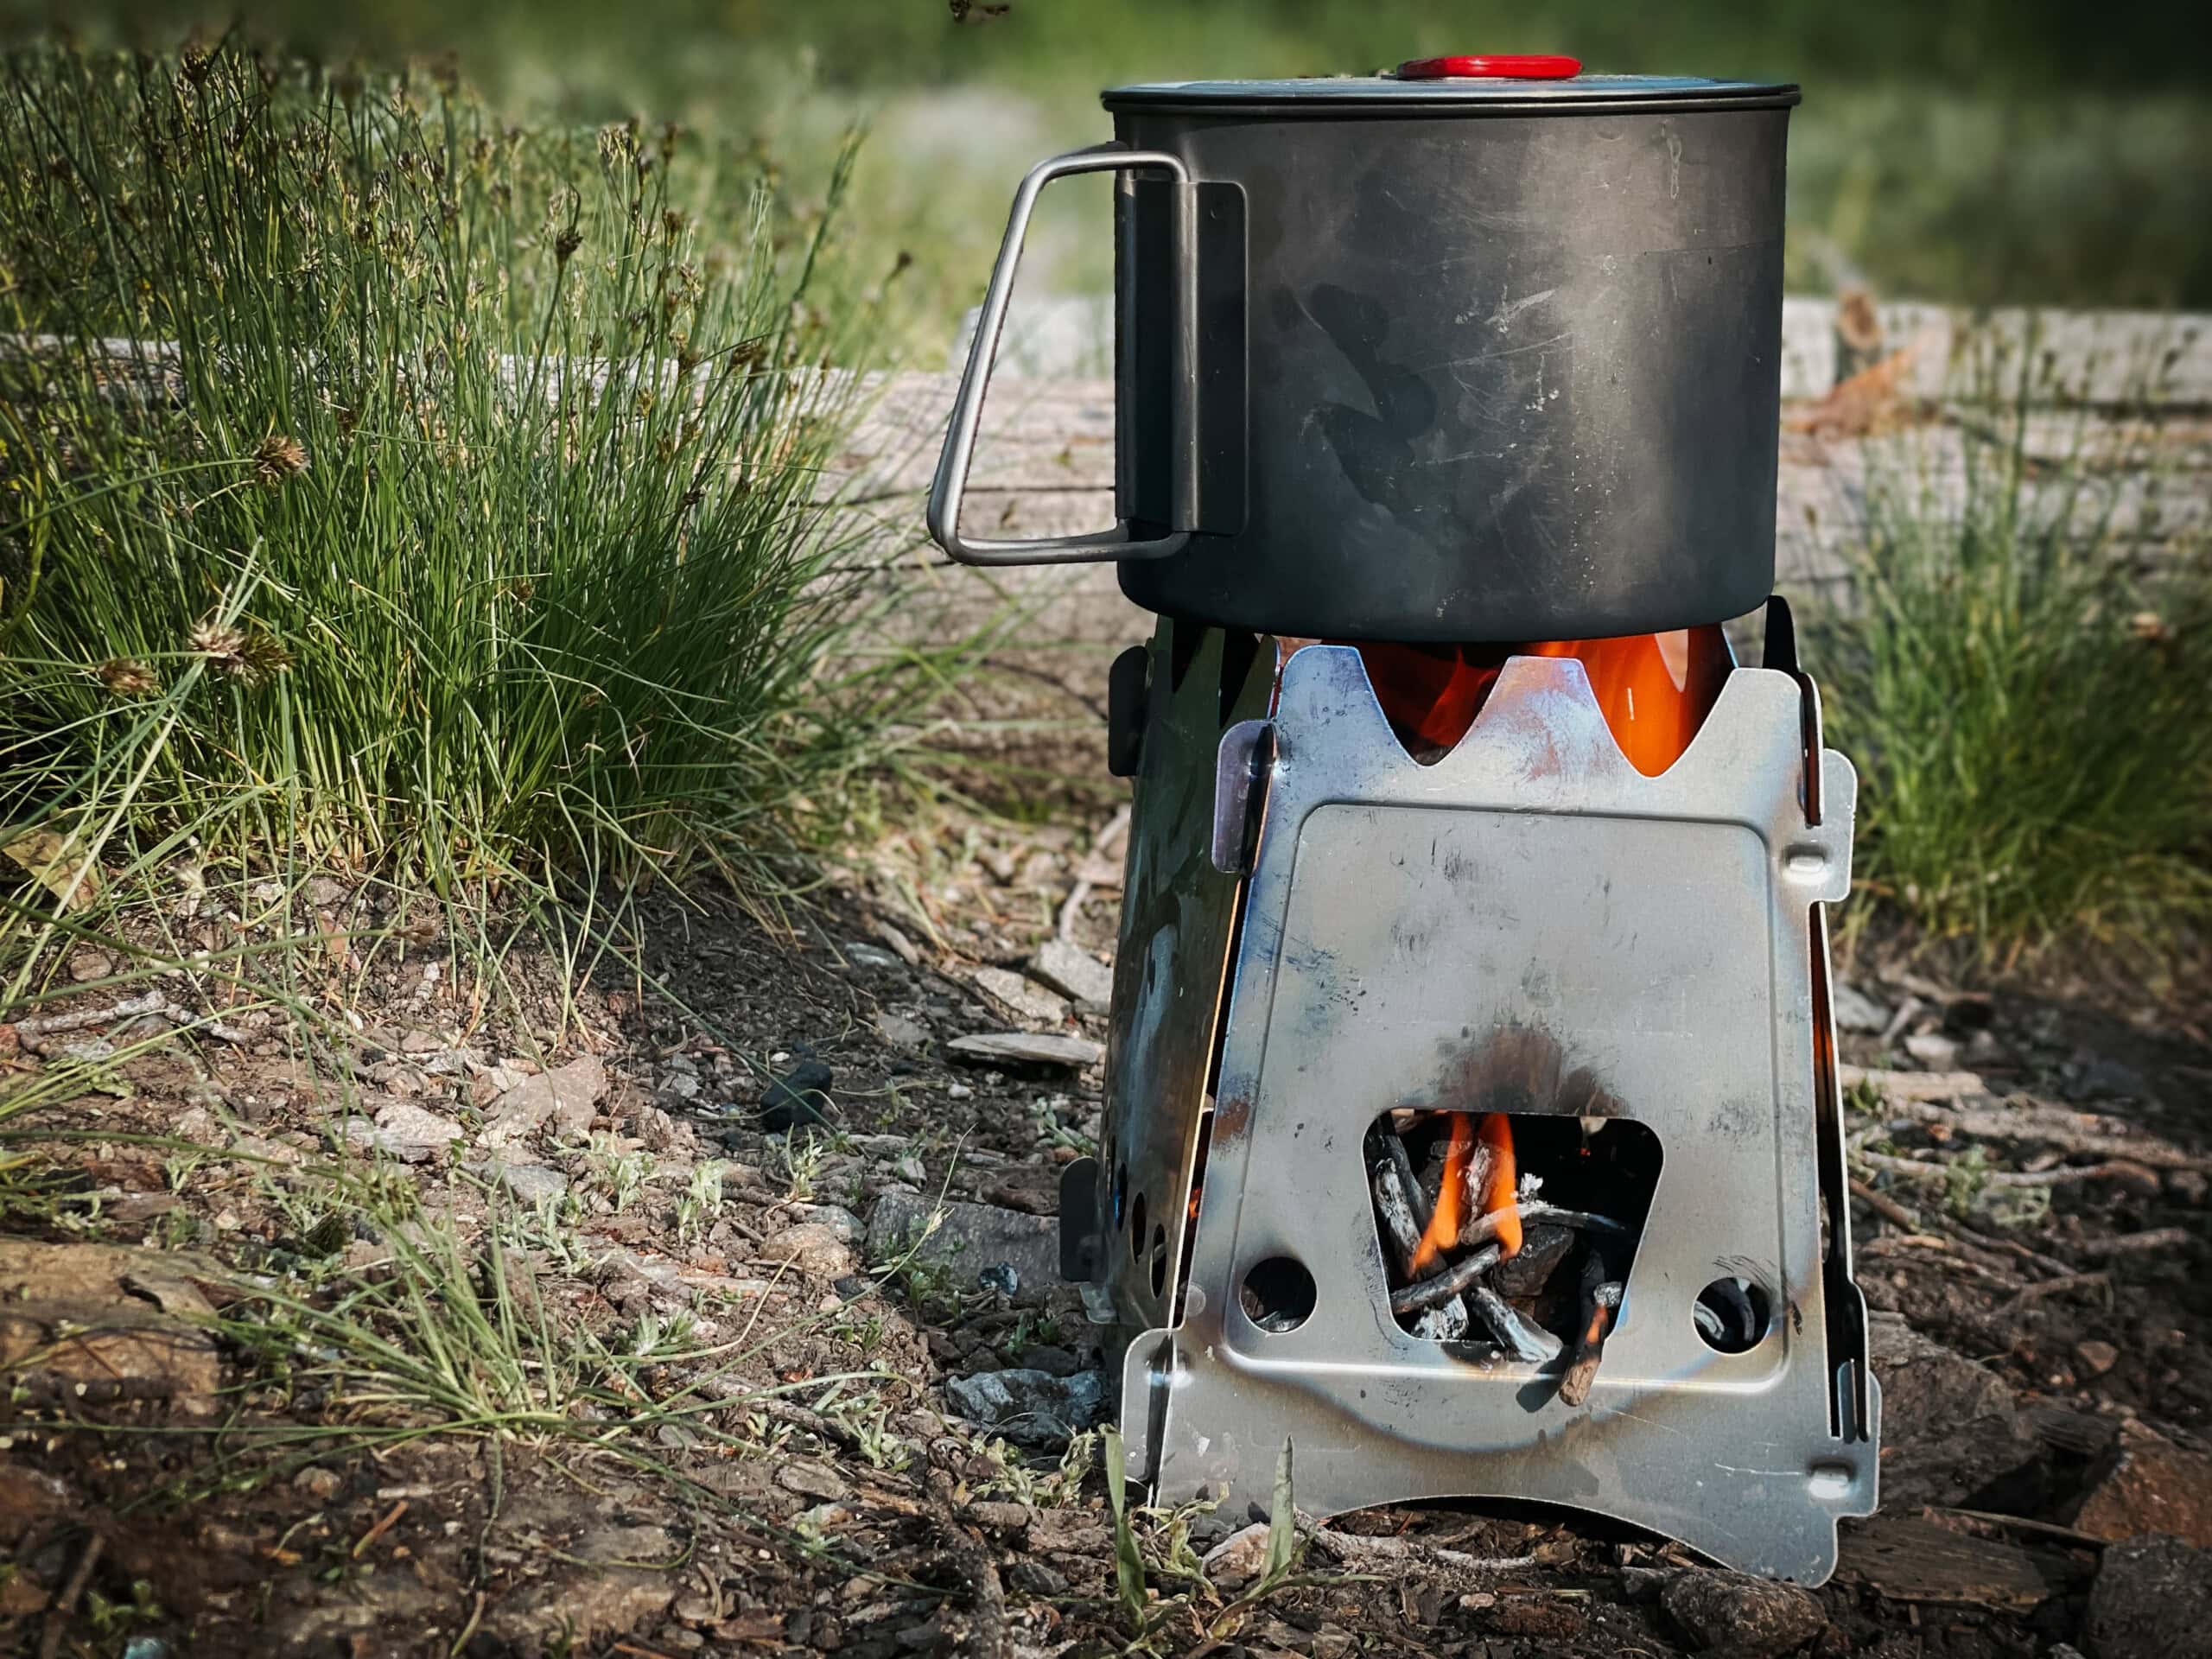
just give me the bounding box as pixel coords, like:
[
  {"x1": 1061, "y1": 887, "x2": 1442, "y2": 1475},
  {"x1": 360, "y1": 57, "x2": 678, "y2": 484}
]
[
  {"x1": 1411, "y1": 1297, "x2": 1471, "y2": 1341},
  {"x1": 1371, "y1": 1160, "x2": 1423, "y2": 1271},
  {"x1": 2083, "y1": 1536, "x2": 2212, "y2": 1659},
  {"x1": 1491, "y1": 1224, "x2": 1573, "y2": 1296},
  {"x1": 1661, "y1": 1569, "x2": 1825, "y2": 1657},
  {"x1": 1468, "y1": 1284, "x2": 1561, "y2": 1363}
]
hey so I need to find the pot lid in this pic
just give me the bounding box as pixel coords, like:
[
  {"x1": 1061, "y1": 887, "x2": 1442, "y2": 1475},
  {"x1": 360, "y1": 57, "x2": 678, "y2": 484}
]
[{"x1": 1103, "y1": 67, "x2": 1798, "y2": 118}]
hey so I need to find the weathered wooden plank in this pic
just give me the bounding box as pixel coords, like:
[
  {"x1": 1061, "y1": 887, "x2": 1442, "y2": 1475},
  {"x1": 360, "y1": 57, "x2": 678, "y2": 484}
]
[
  {"x1": 849, "y1": 364, "x2": 2210, "y2": 720},
  {"x1": 956, "y1": 297, "x2": 2212, "y2": 407}
]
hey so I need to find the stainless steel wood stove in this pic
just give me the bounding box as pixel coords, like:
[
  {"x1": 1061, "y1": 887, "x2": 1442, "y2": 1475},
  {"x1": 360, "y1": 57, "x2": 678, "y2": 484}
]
[{"x1": 927, "y1": 54, "x2": 1878, "y2": 1585}]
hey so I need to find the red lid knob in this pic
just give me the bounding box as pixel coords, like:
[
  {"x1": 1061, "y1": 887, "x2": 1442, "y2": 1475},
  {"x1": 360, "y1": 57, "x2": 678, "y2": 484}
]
[{"x1": 1396, "y1": 54, "x2": 1583, "y2": 80}]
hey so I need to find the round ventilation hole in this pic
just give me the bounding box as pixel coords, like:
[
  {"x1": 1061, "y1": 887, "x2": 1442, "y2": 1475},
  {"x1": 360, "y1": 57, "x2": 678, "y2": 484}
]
[
  {"x1": 1238, "y1": 1255, "x2": 1317, "y2": 1334},
  {"x1": 1693, "y1": 1275, "x2": 1771, "y2": 1353}
]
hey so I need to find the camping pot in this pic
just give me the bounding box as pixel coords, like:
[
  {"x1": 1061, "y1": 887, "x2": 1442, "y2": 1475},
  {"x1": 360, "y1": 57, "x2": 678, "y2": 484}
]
[{"x1": 926, "y1": 59, "x2": 1799, "y2": 643}]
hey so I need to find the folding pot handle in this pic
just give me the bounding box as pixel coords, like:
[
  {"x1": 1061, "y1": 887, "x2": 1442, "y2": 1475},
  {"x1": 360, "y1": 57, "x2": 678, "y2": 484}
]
[{"x1": 927, "y1": 143, "x2": 1195, "y2": 566}]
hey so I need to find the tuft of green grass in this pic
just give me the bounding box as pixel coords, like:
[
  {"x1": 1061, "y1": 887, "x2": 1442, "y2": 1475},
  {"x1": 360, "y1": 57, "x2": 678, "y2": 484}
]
[
  {"x1": 1807, "y1": 330, "x2": 2212, "y2": 958},
  {"x1": 0, "y1": 41, "x2": 944, "y2": 941}
]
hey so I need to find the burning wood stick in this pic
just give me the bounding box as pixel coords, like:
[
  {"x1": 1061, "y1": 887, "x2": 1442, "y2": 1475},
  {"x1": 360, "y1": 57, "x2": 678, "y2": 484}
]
[
  {"x1": 1389, "y1": 1243, "x2": 1501, "y2": 1316},
  {"x1": 1558, "y1": 1255, "x2": 1624, "y2": 1407},
  {"x1": 1384, "y1": 1135, "x2": 1433, "y2": 1234},
  {"x1": 1467, "y1": 1284, "x2": 1562, "y2": 1363},
  {"x1": 1459, "y1": 1200, "x2": 1626, "y2": 1251},
  {"x1": 1371, "y1": 1160, "x2": 1426, "y2": 1275}
]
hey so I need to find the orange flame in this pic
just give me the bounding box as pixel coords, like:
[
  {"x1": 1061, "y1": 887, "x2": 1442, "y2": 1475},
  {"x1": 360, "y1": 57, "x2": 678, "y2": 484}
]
[
  {"x1": 1406, "y1": 1111, "x2": 1526, "y2": 1269},
  {"x1": 1522, "y1": 629, "x2": 1732, "y2": 778},
  {"x1": 1408, "y1": 1113, "x2": 1473, "y2": 1273},
  {"x1": 1351, "y1": 626, "x2": 1732, "y2": 778},
  {"x1": 1478, "y1": 1112, "x2": 1522, "y2": 1258}
]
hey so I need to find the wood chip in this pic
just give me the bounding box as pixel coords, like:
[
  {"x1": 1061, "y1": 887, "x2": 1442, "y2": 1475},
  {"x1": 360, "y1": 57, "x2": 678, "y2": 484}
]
[
  {"x1": 1834, "y1": 1512, "x2": 2088, "y2": 1609},
  {"x1": 945, "y1": 1032, "x2": 1103, "y2": 1070}
]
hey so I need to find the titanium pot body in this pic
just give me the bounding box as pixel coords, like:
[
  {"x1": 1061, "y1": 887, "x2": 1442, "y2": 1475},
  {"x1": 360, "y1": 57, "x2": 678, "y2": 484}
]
[{"x1": 928, "y1": 75, "x2": 1799, "y2": 643}]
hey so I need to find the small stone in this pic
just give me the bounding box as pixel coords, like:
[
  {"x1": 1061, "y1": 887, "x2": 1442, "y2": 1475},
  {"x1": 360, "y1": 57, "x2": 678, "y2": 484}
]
[
  {"x1": 482, "y1": 1056, "x2": 607, "y2": 1147},
  {"x1": 2084, "y1": 1536, "x2": 2212, "y2": 1659},
  {"x1": 874, "y1": 1012, "x2": 929, "y2": 1052},
  {"x1": 2076, "y1": 1056, "x2": 2149, "y2": 1101},
  {"x1": 972, "y1": 966, "x2": 1069, "y2": 1027},
  {"x1": 775, "y1": 1460, "x2": 851, "y2": 1502},
  {"x1": 1029, "y1": 939, "x2": 1115, "y2": 1009},
  {"x1": 1904, "y1": 1031, "x2": 1961, "y2": 1069},
  {"x1": 346, "y1": 1100, "x2": 463, "y2": 1163},
  {"x1": 2075, "y1": 1338, "x2": 2120, "y2": 1377},
  {"x1": 67, "y1": 946, "x2": 113, "y2": 983},
  {"x1": 866, "y1": 1192, "x2": 1060, "y2": 1294},
  {"x1": 2070, "y1": 1421, "x2": 2212, "y2": 1548},
  {"x1": 1830, "y1": 980, "x2": 1890, "y2": 1034},
  {"x1": 943, "y1": 1367, "x2": 1107, "y2": 1449},
  {"x1": 1017, "y1": 1343, "x2": 1082, "y2": 1378},
  {"x1": 976, "y1": 1263, "x2": 1020, "y2": 1297},
  {"x1": 789, "y1": 1203, "x2": 863, "y2": 1243},
  {"x1": 1006, "y1": 1560, "x2": 1068, "y2": 1597},
  {"x1": 759, "y1": 1059, "x2": 833, "y2": 1132},
  {"x1": 759, "y1": 1223, "x2": 855, "y2": 1281},
  {"x1": 946, "y1": 1032, "x2": 1103, "y2": 1071},
  {"x1": 493, "y1": 1163, "x2": 570, "y2": 1206},
  {"x1": 1201, "y1": 1522, "x2": 1272, "y2": 1588},
  {"x1": 1662, "y1": 1569, "x2": 1825, "y2": 1657},
  {"x1": 842, "y1": 941, "x2": 906, "y2": 973},
  {"x1": 1867, "y1": 1312, "x2": 2039, "y2": 1510},
  {"x1": 290, "y1": 1465, "x2": 343, "y2": 1500},
  {"x1": 961, "y1": 1500, "x2": 1032, "y2": 1534}
]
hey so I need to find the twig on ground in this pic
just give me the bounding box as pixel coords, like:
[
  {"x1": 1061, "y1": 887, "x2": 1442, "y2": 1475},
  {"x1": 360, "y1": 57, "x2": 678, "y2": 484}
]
[
  {"x1": 12, "y1": 991, "x2": 168, "y2": 1039},
  {"x1": 39, "y1": 1529, "x2": 105, "y2": 1659},
  {"x1": 2075, "y1": 1226, "x2": 2193, "y2": 1258},
  {"x1": 1937, "y1": 1508, "x2": 2113, "y2": 1549},
  {"x1": 353, "y1": 1498, "x2": 409, "y2": 1557},
  {"x1": 1999, "y1": 1270, "x2": 2111, "y2": 1319},
  {"x1": 1294, "y1": 1517, "x2": 1535, "y2": 1573},
  {"x1": 1858, "y1": 1149, "x2": 2152, "y2": 1189},
  {"x1": 1849, "y1": 1175, "x2": 1921, "y2": 1230}
]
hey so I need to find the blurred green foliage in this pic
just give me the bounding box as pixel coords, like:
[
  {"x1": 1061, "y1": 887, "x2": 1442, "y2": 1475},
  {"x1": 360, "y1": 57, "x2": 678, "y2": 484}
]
[{"x1": 10, "y1": 1, "x2": 2210, "y2": 338}]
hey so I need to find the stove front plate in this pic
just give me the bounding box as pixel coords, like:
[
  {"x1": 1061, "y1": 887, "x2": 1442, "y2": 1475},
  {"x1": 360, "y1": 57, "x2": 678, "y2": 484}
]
[{"x1": 1118, "y1": 644, "x2": 1878, "y2": 1584}]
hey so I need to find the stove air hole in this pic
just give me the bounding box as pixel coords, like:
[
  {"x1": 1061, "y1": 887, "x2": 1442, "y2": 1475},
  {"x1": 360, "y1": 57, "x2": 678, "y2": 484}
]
[
  {"x1": 1148, "y1": 1224, "x2": 1168, "y2": 1297},
  {"x1": 1111, "y1": 1159, "x2": 1128, "y2": 1230},
  {"x1": 1238, "y1": 1255, "x2": 1316, "y2": 1334},
  {"x1": 1694, "y1": 1276, "x2": 1772, "y2": 1353},
  {"x1": 1129, "y1": 1192, "x2": 1148, "y2": 1265}
]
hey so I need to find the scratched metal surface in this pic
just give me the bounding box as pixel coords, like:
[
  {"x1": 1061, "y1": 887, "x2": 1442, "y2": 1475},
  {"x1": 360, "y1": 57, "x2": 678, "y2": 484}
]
[
  {"x1": 1096, "y1": 620, "x2": 1275, "y2": 1336},
  {"x1": 1119, "y1": 645, "x2": 1878, "y2": 1584}
]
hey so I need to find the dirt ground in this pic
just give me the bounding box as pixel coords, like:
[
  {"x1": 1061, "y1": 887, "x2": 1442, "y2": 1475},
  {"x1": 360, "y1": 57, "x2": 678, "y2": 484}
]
[{"x1": 3, "y1": 798, "x2": 2210, "y2": 1659}]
